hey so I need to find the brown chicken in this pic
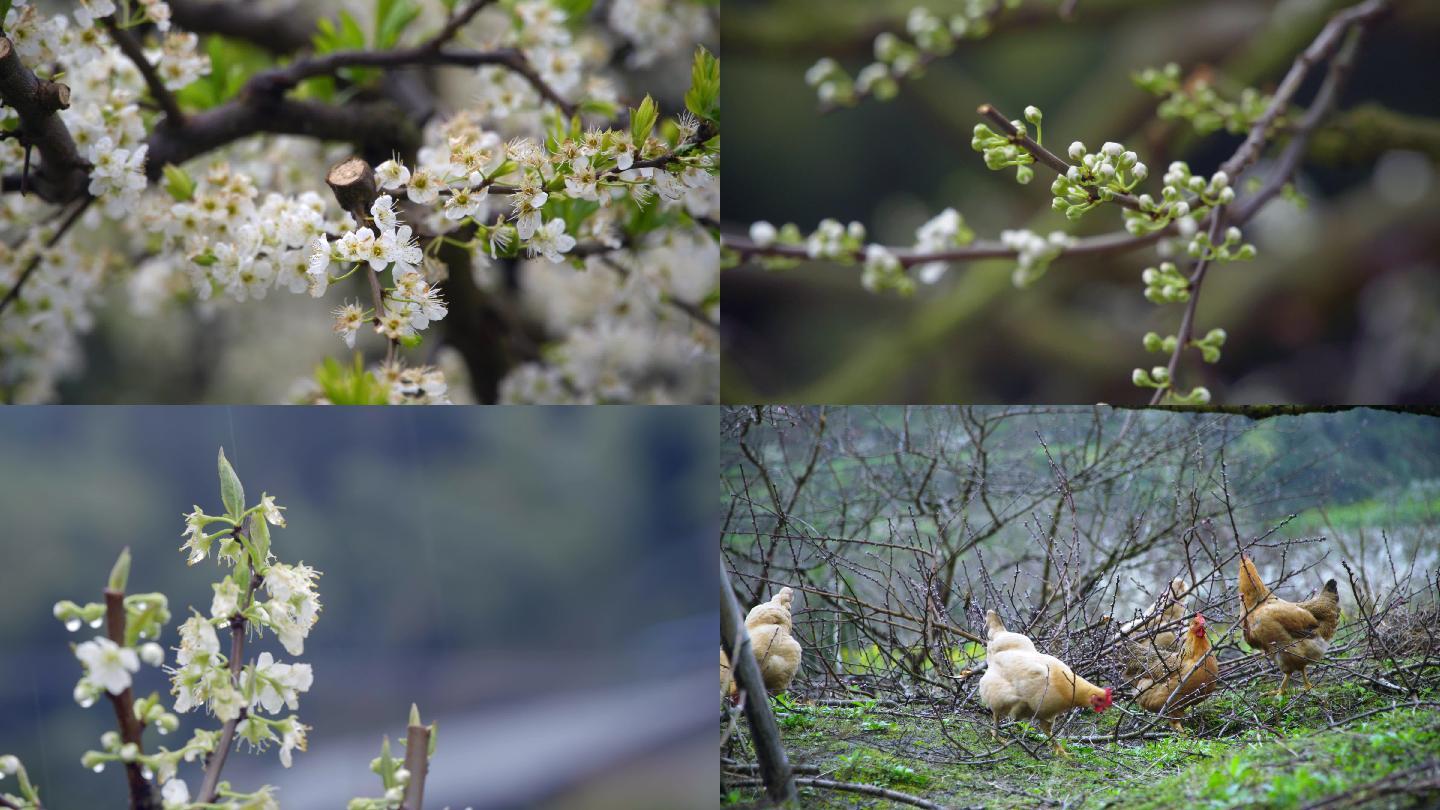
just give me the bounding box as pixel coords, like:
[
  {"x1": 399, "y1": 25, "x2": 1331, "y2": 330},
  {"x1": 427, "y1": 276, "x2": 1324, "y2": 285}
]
[
  {"x1": 1120, "y1": 577, "x2": 1188, "y2": 680},
  {"x1": 1238, "y1": 555, "x2": 1340, "y2": 694},
  {"x1": 740, "y1": 586, "x2": 803, "y2": 693},
  {"x1": 1135, "y1": 613, "x2": 1219, "y2": 731},
  {"x1": 977, "y1": 610, "x2": 1113, "y2": 757},
  {"x1": 720, "y1": 648, "x2": 733, "y2": 698}
]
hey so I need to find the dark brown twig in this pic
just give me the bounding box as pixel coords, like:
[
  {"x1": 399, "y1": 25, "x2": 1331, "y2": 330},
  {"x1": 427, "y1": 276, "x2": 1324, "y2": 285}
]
[
  {"x1": 103, "y1": 586, "x2": 161, "y2": 810},
  {"x1": 977, "y1": 103, "x2": 1144, "y2": 212},
  {"x1": 400, "y1": 706, "x2": 431, "y2": 810}
]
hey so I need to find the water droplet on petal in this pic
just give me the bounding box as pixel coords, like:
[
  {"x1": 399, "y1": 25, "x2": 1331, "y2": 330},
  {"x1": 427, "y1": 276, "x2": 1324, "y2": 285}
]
[
  {"x1": 92, "y1": 763, "x2": 105, "y2": 773},
  {"x1": 66, "y1": 619, "x2": 81, "y2": 632}
]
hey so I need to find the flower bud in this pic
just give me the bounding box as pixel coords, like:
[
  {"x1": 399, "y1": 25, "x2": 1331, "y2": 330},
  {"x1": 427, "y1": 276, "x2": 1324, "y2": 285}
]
[
  {"x1": 1024, "y1": 106, "x2": 1043, "y2": 125},
  {"x1": 1133, "y1": 163, "x2": 1148, "y2": 180},
  {"x1": 141, "y1": 642, "x2": 165, "y2": 667},
  {"x1": 1068, "y1": 141, "x2": 1085, "y2": 160},
  {"x1": 0, "y1": 755, "x2": 19, "y2": 775},
  {"x1": 82, "y1": 751, "x2": 107, "y2": 772},
  {"x1": 1102, "y1": 142, "x2": 1123, "y2": 157},
  {"x1": 120, "y1": 743, "x2": 139, "y2": 763},
  {"x1": 1210, "y1": 171, "x2": 1228, "y2": 189},
  {"x1": 749, "y1": 221, "x2": 777, "y2": 248},
  {"x1": 1225, "y1": 226, "x2": 1242, "y2": 244}
]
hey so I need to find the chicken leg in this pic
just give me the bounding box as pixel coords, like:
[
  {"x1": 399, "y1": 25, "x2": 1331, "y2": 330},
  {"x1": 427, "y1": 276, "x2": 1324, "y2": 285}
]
[
  {"x1": 1301, "y1": 670, "x2": 1315, "y2": 690},
  {"x1": 1272, "y1": 672, "x2": 1290, "y2": 696}
]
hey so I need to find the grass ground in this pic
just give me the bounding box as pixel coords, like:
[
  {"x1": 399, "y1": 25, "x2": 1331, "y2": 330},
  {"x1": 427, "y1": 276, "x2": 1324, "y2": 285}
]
[{"x1": 722, "y1": 673, "x2": 1440, "y2": 809}]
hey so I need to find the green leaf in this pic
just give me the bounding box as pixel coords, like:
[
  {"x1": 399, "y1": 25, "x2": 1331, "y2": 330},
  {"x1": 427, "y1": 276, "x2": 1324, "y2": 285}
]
[
  {"x1": 550, "y1": 0, "x2": 594, "y2": 17},
  {"x1": 232, "y1": 552, "x2": 250, "y2": 590},
  {"x1": 218, "y1": 447, "x2": 245, "y2": 519},
  {"x1": 248, "y1": 514, "x2": 270, "y2": 570},
  {"x1": 375, "y1": 0, "x2": 422, "y2": 49},
  {"x1": 314, "y1": 10, "x2": 368, "y2": 54},
  {"x1": 108, "y1": 547, "x2": 132, "y2": 592},
  {"x1": 630, "y1": 94, "x2": 659, "y2": 145},
  {"x1": 684, "y1": 47, "x2": 720, "y2": 123},
  {"x1": 315, "y1": 355, "x2": 390, "y2": 405},
  {"x1": 162, "y1": 163, "x2": 195, "y2": 202}
]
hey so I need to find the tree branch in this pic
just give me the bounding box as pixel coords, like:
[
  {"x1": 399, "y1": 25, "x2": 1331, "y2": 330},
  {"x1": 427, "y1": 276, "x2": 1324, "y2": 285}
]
[
  {"x1": 1218, "y1": 0, "x2": 1390, "y2": 181},
  {"x1": 103, "y1": 587, "x2": 161, "y2": 810},
  {"x1": 144, "y1": 96, "x2": 420, "y2": 181},
  {"x1": 101, "y1": 17, "x2": 186, "y2": 125},
  {"x1": 400, "y1": 706, "x2": 431, "y2": 810},
  {"x1": 0, "y1": 37, "x2": 89, "y2": 202},
  {"x1": 164, "y1": 0, "x2": 316, "y2": 56},
  {"x1": 242, "y1": 0, "x2": 577, "y2": 118},
  {"x1": 1150, "y1": 209, "x2": 1224, "y2": 405},
  {"x1": 977, "y1": 103, "x2": 1144, "y2": 212},
  {"x1": 1153, "y1": 8, "x2": 1377, "y2": 401},
  {"x1": 724, "y1": 225, "x2": 1171, "y2": 269},
  {"x1": 197, "y1": 535, "x2": 261, "y2": 805}
]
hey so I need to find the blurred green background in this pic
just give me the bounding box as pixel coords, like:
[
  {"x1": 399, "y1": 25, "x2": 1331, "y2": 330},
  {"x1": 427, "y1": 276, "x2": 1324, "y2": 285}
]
[
  {"x1": 722, "y1": 0, "x2": 1440, "y2": 403},
  {"x1": 0, "y1": 407, "x2": 717, "y2": 809}
]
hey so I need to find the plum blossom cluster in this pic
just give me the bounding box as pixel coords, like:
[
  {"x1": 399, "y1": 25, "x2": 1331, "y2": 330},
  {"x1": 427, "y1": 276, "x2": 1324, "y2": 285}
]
[
  {"x1": 1134, "y1": 62, "x2": 1274, "y2": 137},
  {"x1": 607, "y1": 0, "x2": 714, "y2": 69},
  {"x1": 804, "y1": 0, "x2": 1019, "y2": 108},
  {"x1": 147, "y1": 163, "x2": 340, "y2": 302},
  {"x1": 1, "y1": 0, "x2": 719, "y2": 404},
  {"x1": 0, "y1": 0, "x2": 207, "y2": 399},
  {"x1": 10, "y1": 449, "x2": 441, "y2": 808},
  {"x1": 1050, "y1": 139, "x2": 1148, "y2": 219},
  {"x1": 1122, "y1": 163, "x2": 1236, "y2": 237},
  {"x1": 499, "y1": 225, "x2": 719, "y2": 403},
  {"x1": 1002, "y1": 228, "x2": 1074, "y2": 288},
  {"x1": 45, "y1": 450, "x2": 322, "y2": 807},
  {"x1": 310, "y1": 193, "x2": 444, "y2": 348},
  {"x1": 470, "y1": 0, "x2": 710, "y2": 126},
  {"x1": 972, "y1": 110, "x2": 1042, "y2": 185},
  {"x1": 0, "y1": 755, "x2": 42, "y2": 810}
]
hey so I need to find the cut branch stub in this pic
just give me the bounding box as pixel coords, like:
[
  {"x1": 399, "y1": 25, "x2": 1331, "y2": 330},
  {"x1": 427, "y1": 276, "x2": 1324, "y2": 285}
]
[
  {"x1": 401, "y1": 708, "x2": 431, "y2": 810},
  {"x1": 37, "y1": 80, "x2": 70, "y2": 111},
  {"x1": 326, "y1": 156, "x2": 378, "y2": 218}
]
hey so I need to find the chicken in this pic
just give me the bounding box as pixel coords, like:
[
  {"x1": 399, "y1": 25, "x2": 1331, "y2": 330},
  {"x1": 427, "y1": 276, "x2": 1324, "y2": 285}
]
[
  {"x1": 1238, "y1": 555, "x2": 1340, "y2": 695},
  {"x1": 742, "y1": 587, "x2": 803, "y2": 693},
  {"x1": 1119, "y1": 578, "x2": 1188, "y2": 680},
  {"x1": 720, "y1": 648, "x2": 733, "y2": 698},
  {"x1": 1134, "y1": 613, "x2": 1219, "y2": 732},
  {"x1": 977, "y1": 610, "x2": 1113, "y2": 757}
]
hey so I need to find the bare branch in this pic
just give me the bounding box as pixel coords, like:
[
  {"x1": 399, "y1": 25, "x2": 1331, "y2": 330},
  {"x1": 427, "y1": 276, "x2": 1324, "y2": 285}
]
[
  {"x1": 0, "y1": 37, "x2": 90, "y2": 202},
  {"x1": 103, "y1": 586, "x2": 161, "y2": 810}
]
